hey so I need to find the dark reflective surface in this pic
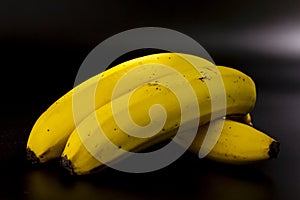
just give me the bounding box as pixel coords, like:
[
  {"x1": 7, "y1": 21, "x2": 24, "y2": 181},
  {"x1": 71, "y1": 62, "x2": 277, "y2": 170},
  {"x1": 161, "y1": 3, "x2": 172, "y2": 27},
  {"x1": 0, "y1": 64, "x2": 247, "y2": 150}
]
[
  {"x1": 1, "y1": 152, "x2": 279, "y2": 200},
  {"x1": 1, "y1": 1, "x2": 300, "y2": 199}
]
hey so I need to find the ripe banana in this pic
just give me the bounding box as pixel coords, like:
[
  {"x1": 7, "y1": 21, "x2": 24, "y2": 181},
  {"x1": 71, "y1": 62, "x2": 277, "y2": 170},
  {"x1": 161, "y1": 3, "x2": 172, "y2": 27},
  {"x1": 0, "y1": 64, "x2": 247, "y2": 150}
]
[
  {"x1": 60, "y1": 64, "x2": 256, "y2": 175},
  {"x1": 27, "y1": 53, "x2": 223, "y2": 163},
  {"x1": 187, "y1": 119, "x2": 279, "y2": 164}
]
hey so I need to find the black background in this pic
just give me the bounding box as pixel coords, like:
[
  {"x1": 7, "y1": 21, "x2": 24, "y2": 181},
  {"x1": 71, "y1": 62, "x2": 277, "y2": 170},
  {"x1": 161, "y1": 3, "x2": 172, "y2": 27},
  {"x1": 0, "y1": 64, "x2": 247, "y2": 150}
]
[{"x1": 1, "y1": 0, "x2": 300, "y2": 199}]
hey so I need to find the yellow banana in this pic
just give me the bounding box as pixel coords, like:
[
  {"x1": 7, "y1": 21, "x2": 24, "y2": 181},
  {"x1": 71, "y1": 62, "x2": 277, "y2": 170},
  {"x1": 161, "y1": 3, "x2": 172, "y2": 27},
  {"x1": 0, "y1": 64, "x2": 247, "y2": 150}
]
[
  {"x1": 188, "y1": 119, "x2": 279, "y2": 164},
  {"x1": 60, "y1": 64, "x2": 256, "y2": 175},
  {"x1": 26, "y1": 53, "x2": 220, "y2": 163}
]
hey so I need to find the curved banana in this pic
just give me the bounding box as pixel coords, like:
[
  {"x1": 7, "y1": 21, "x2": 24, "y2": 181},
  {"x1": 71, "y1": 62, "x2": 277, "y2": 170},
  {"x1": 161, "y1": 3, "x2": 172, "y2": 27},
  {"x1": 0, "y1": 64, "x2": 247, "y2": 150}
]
[
  {"x1": 60, "y1": 65, "x2": 256, "y2": 175},
  {"x1": 188, "y1": 119, "x2": 279, "y2": 164},
  {"x1": 26, "y1": 53, "x2": 220, "y2": 163}
]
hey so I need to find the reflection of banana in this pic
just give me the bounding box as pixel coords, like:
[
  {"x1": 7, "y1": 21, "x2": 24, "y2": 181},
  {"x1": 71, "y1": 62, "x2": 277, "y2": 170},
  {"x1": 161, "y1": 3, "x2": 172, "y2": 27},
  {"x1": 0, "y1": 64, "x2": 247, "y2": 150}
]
[
  {"x1": 60, "y1": 65, "x2": 256, "y2": 175},
  {"x1": 25, "y1": 170, "x2": 117, "y2": 199},
  {"x1": 26, "y1": 53, "x2": 219, "y2": 163},
  {"x1": 188, "y1": 119, "x2": 279, "y2": 164}
]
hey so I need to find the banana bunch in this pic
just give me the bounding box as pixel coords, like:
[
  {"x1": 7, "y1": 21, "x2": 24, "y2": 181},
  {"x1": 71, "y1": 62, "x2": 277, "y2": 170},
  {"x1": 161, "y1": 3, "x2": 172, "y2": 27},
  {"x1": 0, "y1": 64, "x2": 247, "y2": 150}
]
[{"x1": 26, "y1": 53, "x2": 279, "y2": 175}]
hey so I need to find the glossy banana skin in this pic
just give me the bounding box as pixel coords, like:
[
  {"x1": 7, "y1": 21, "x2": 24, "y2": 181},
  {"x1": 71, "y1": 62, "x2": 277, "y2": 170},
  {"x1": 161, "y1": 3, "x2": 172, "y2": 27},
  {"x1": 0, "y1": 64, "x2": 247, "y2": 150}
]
[
  {"x1": 25, "y1": 52, "x2": 279, "y2": 176},
  {"x1": 61, "y1": 117, "x2": 279, "y2": 175},
  {"x1": 60, "y1": 64, "x2": 257, "y2": 175},
  {"x1": 26, "y1": 53, "x2": 217, "y2": 163},
  {"x1": 188, "y1": 119, "x2": 279, "y2": 164}
]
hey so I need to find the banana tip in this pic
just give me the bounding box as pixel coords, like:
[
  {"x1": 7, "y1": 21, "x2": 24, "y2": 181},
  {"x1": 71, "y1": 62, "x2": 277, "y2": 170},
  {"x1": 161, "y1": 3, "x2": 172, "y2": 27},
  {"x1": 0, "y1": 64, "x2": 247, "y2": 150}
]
[
  {"x1": 60, "y1": 155, "x2": 75, "y2": 175},
  {"x1": 26, "y1": 148, "x2": 40, "y2": 164},
  {"x1": 268, "y1": 141, "x2": 280, "y2": 159}
]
